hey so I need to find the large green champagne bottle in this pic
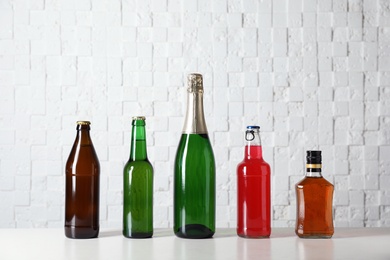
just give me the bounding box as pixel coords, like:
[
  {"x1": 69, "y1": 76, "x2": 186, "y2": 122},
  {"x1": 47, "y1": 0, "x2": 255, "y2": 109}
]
[
  {"x1": 123, "y1": 116, "x2": 154, "y2": 238},
  {"x1": 174, "y1": 73, "x2": 216, "y2": 239}
]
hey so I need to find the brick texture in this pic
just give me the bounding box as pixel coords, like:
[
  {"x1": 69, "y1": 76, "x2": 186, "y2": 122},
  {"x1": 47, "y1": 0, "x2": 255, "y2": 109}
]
[{"x1": 0, "y1": 0, "x2": 389, "y2": 228}]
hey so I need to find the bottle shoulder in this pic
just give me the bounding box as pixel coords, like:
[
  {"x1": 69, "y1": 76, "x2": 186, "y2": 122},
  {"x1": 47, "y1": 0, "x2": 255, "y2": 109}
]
[
  {"x1": 238, "y1": 158, "x2": 270, "y2": 167},
  {"x1": 237, "y1": 159, "x2": 271, "y2": 176},
  {"x1": 176, "y1": 134, "x2": 214, "y2": 155},
  {"x1": 295, "y1": 176, "x2": 334, "y2": 188},
  {"x1": 124, "y1": 161, "x2": 153, "y2": 176},
  {"x1": 66, "y1": 144, "x2": 99, "y2": 165},
  {"x1": 125, "y1": 159, "x2": 153, "y2": 167},
  {"x1": 178, "y1": 133, "x2": 212, "y2": 143}
]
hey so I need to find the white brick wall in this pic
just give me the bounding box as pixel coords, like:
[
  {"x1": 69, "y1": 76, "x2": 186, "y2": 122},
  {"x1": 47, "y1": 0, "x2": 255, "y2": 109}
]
[{"x1": 0, "y1": 0, "x2": 389, "y2": 228}]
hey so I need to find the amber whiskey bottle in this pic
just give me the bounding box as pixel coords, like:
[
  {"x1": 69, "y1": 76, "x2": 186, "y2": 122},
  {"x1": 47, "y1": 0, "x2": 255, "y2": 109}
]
[{"x1": 295, "y1": 150, "x2": 334, "y2": 238}]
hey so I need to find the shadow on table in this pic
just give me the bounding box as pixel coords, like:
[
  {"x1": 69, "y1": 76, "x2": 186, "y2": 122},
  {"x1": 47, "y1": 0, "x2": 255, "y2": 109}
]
[
  {"x1": 98, "y1": 228, "x2": 390, "y2": 239},
  {"x1": 332, "y1": 228, "x2": 390, "y2": 239},
  {"x1": 99, "y1": 230, "x2": 122, "y2": 238},
  {"x1": 153, "y1": 229, "x2": 174, "y2": 238},
  {"x1": 99, "y1": 229, "x2": 174, "y2": 238},
  {"x1": 214, "y1": 229, "x2": 296, "y2": 239}
]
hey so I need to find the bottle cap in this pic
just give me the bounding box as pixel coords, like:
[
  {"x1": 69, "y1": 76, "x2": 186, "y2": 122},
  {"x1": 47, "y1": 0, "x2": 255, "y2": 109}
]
[
  {"x1": 132, "y1": 116, "x2": 146, "y2": 121},
  {"x1": 246, "y1": 126, "x2": 260, "y2": 129},
  {"x1": 187, "y1": 73, "x2": 203, "y2": 93},
  {"x1": 245, "y1": 126, "x2": 260, "y2": 141},
  {"x1": 77, "y1": 121, "x2": 91, "y2": 125},
  {"x1": 306, "y1": 150, "x2": 321, "y2": 164}
]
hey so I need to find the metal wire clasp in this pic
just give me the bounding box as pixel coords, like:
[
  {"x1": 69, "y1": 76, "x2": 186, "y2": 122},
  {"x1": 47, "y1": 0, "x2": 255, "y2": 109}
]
[{"x1": 245, "y1": 130, "x2": 255, "y2": 141}]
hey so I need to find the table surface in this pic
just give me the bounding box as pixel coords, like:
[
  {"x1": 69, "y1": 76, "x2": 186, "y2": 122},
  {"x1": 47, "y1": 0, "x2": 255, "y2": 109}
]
[{"x1": 1, "y1": 228, "x2": 389, "y2": 260}]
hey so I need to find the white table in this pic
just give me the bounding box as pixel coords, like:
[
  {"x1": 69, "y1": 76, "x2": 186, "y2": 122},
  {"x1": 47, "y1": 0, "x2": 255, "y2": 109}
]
[{"x1": 1, "y1": 228, "x2": 389, "y2": 259}]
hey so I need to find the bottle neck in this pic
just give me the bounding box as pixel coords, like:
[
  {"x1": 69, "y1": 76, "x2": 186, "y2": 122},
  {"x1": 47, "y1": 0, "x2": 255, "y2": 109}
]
[
  {"x1": 245, "y1": 145, "x2": 263, "y2": 160},
  {"x1": 129, "y1": 121, "x2": 148, "y2": 161},
  {"x1": 182, "y1": 89, "x2": 208, "y2": 134},
  {"x1": 76, "y1": 125, "x2": 92, "y2": 145},
  {"x1": 244, "y1": 129, "x2": 263, "y2": 160},
  {"x1": 306, "y1": 164, "x2": 323, "y2": 177}
]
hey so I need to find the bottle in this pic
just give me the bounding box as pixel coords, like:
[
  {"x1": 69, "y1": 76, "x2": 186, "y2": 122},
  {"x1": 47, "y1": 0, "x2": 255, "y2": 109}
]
[
  {"x1": 123, "y1": 116, "x2": 154, "y2": 238},
  {"x1": 237, "y1": 126, "x2": 271, "y2": 238},
  {"x1": 174, "y1": 73, "x2": 216, "y2": 239},
  {"x1": 295, "y1": 150, "x2": 334, "y2": 238},
  {"x1": 65, "y1": 121, "x2": 100, "y2": 239}
]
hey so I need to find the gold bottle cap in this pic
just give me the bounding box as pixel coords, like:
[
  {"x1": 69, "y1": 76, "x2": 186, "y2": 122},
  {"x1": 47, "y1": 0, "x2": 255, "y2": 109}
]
[
  {"x1": 187, "y1": 73, "x2": 203, "y2": 93},
  {"x1": 77, "y1": 121, "x2": 91, "y2": 125},
  {"x1": 132, "y1": 116, "x2": 146, "y2": 121}
]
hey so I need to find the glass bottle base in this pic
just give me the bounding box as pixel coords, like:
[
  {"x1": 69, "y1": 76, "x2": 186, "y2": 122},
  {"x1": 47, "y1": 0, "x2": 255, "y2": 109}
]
[
  {"x1": 237, "y1": 227, "x2": 271, "y2": 238},
  {"x1": 297, "y1": 235, "x2": 333, "y2": 239},
  {"x1": 65, "y1": 226, "x2": 99, "y2": 239},
  {"x1": 123, "y1": 231, "x2": 153, "y2": 239},
  {"x1": 175, "y1": 224, "x2": 214, "y2": 239},
  {"x1": 238, "y1": 234, "x2": 270, "y2": 239},
  {"x1": 296, "y1": 230, "x2": 334, "y2": 239}
]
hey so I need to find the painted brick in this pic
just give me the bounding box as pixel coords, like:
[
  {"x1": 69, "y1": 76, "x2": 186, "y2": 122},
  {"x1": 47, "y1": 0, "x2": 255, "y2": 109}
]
[{"x1": 0, "y1": 0, "x2": 388, "y2": 229}]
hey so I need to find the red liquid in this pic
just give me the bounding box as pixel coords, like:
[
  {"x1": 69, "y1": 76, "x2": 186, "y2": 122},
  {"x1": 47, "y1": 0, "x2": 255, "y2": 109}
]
[{"x1": 237, "y1": 145, "x2": 271, "y2": 238}]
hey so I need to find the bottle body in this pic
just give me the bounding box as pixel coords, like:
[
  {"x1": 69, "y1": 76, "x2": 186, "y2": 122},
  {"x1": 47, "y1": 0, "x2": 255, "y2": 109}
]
[
  {"x1": 295, "y1": 150, "x2": 334, "y2": 238},
  {"x1": 237, "y1": 126, "x2": 271, "y2": 238},
  {"x1": 174, "y1": 133, "x2": 215, "y2": 238},
  {"x1": 65, "y1": 121, "x2": 100, "y2": 239},
  {"x1": 174, "y1": 73, "x2": 216, "y2": 239},
  {"x1": 123, "y1": 117, "x2": 153, "y2": 238}
]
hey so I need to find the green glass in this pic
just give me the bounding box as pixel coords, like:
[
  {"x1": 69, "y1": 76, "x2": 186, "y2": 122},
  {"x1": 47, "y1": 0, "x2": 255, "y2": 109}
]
[
  {"x1": 123, "y1": 117, "x2": 153, "y2": 238},
  {"x1": 174, "y1": 73, "x2": 215, "y2": 239},
  {"x1": 174, "y1": 133, "x2": 216, "y2": 238}
]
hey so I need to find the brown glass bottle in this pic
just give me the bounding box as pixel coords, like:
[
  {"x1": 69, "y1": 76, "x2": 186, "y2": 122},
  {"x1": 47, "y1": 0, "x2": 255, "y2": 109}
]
[
  {"x1": 295, "y1": 150, "x2": 334, "y2": 238},
  {"x1": 65, "y1": 121, "x2": 100, "y2": 239}
]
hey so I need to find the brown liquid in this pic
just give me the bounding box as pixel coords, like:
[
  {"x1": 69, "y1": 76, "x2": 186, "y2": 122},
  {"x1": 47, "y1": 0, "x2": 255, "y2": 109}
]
[
  {"x1": 295, "y1": 176, "x2": 334, "y2": 238},
  {"x1": 65, "y1": 124, "x2": 100, "y2": 239}
]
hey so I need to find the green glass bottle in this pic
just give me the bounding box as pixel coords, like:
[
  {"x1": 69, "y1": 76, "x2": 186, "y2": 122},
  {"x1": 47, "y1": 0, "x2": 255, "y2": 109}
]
[
  {"x1": 174, "y1": 73, "x2": 216, "y2": 239},
  {"x1": 123, "y1": 116, "x2": 153, "y2": 238}
]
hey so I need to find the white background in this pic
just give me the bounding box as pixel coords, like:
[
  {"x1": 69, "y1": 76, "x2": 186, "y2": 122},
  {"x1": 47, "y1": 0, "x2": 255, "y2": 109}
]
[{"x1": 0, "y1": 0, "x2": 389, "y2": 228}]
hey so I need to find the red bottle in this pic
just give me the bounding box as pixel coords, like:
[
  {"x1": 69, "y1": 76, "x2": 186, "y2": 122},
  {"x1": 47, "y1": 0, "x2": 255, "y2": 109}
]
[{"x1": 237, "y1": 126, "x2": 271, "y2": 238}]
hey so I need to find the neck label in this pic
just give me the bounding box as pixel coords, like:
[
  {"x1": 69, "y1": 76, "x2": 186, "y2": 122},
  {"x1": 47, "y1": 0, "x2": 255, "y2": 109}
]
[{"x1": 306, "y1": 164, "x2": 322, "y2": 169}]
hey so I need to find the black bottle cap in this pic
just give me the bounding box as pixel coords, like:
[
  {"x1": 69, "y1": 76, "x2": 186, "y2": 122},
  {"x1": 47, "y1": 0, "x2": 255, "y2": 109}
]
[{"x1": 306, "y1": 150, "x2": 321, "y2": 164}]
